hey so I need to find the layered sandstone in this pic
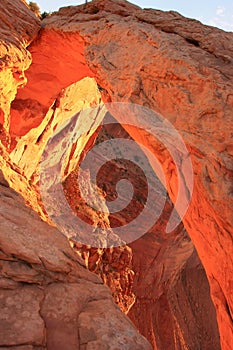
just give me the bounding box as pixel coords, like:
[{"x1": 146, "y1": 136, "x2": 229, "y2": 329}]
[
  {"x1": 0, "y1": 1, "x2": 152, "y2": 349},
  {"x1": 0, "y1": 0, "x2": 40, "y2": 137},
  {"x1": 0, "y1": 0, "x2": 232, "y2": 349},
  {"x1": 0, "y1": 174, "x2": 151, "y2": 349},
  {"x1": 42, "y1": 2, "x2": 232, "y2": 348},
  {"x1": 77, "y1": 121, "x2": 220, "y2": 349}
]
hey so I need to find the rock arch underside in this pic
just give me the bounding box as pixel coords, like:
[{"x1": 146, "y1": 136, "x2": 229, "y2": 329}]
[{"x1": 0, "y1": 0, "x2": 232, "y2": 349}]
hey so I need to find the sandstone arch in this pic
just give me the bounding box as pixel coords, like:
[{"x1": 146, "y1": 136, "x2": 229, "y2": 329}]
[{"x1": 1, "y1": 0, "x2": 232, "y2": 349}]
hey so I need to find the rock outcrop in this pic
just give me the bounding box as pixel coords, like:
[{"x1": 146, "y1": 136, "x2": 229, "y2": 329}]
[
  {"x1": 0, "y1": 0, "x2": 40, "y2": 137},
  {"x1": 0, "y1": 1, "x2": 151, "y2": 349},
  {"x1": 0, "y1": 0, "x2": 232, "y2": 349},
  {"x1": 0, "y1": 174, "x2": 151, "y2": 349},
  {"x1": 77, "y1": 121, "x2": 220, "y2": 349}
]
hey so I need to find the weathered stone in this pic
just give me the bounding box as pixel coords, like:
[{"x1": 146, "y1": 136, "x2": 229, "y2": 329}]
[
  {"x1": 0, "y1": 0, "x2": 232, "y2": 349},
  {"x1": 0, "y1": 180, "x2": 151, "y2": 349}
]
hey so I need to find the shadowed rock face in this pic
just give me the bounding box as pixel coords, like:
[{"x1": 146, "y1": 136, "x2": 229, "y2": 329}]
[
  {"x1": 73, "y1": 120, "x2": 220, "y2": 349},
  {"x1": 0, "y1": 0, "x2": 232, "y2": 349}
]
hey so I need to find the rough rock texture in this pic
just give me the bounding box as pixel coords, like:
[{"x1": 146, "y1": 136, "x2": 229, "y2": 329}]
[
  {"x1": 129, "y1": 224, "x2": 220, "y2": 350},
  {"x1": 78, "y1": 121, "x2": 220, "y2": 349},
  {"x1": 38, "y1": 1, "x2": 232, "y2": 348},
  {"x1": 0, "y1": 0, "x2": 232, "y2": 349},
  {"x1": 0, "y1": 1, "x2": 152, "y2": 349},
  {"x1": 10, "y1": 78, "x2": 103, "y2": 181},
  {"x1": 0, "y1": 0, "x2": 40, "y2": 136},
  {"x1": 65, "y1": 168, "x2": 136, "y2": 314},
  {"x1": 0, "y1": 175, "x2": 151, "y2": 349}
]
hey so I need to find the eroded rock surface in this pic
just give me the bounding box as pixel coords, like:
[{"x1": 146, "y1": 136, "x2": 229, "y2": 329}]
[
  {"x1": 40, "y1": 1, "x2": 232, "y2": 348},
  {"x1": 78, "y1": 121, "x2": 220, "y2": 349},
  {"x1": 0, "y1": 175, "x2": 151, "y2": 349},
  {"x1": 0, "y1": 0, "x2": 232, "y2": 349},
  {"x1": 0, "y1": 0, "x2": 40, "y2": 136}
]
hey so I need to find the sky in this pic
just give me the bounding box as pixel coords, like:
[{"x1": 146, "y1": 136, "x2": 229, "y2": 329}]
[{"x1": 34, "y1": 0, "x2": 233, "y2": 32}]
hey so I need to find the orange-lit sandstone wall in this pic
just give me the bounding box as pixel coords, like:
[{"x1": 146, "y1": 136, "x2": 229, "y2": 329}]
[{"x1": 0, "y1": 0, "x2": 232, "y2": 349}]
